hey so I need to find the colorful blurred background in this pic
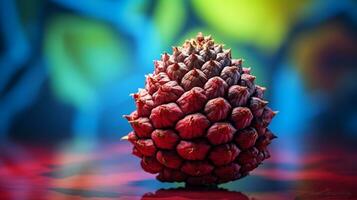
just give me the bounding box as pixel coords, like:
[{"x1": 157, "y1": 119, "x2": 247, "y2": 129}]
[{"x1": 1, "y1": 0, "x2": 357, "y2": 199}]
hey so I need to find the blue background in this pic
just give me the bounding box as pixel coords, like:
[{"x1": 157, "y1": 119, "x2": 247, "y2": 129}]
[{"x1": 1, "y1": 0, "x2": 357, "y2": 144}]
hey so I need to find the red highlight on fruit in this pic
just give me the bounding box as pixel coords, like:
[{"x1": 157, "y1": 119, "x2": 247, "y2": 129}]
[{"x1": 123, "y1": 33, "x2": 277, "y2": 186}]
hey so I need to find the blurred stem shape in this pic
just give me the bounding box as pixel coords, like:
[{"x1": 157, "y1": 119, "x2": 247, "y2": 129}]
[
  {"x1": 290, "y1": 23, "x2": 357, "y2": 92},
  {"x1": 44, "y1": 14, "x2": 129, "y2": 108},
  {"x1": 191, "y1": 0, "x2": 309, "y2": 51}
]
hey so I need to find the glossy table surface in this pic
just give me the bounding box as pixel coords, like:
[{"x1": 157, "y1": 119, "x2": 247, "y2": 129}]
[{"x1": 1, "y1": 136, "x2": 356, "y2": 200}]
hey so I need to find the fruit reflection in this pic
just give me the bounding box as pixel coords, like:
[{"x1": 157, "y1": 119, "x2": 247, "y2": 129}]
[{"x1": 141, "y1": 186, "x2": 249, "y2": 200}]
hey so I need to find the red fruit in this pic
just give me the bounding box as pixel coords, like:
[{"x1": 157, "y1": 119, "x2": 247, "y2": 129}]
[
  {"x1": 265, "y1": 129, "x2": 278, "y2": 140},
  {"x1": 181, "y1": 161, "x2": 214, "y2": 176},
  {"x1": 201, "y1": 60, "x2": 222, "y2": 79},
  {"x1": 145, "y1": 72, "x2": 170, "y2": 95},
  {"x1": 242, "y1": 67, "x2": 251, "y2": 74},
  {"x1": 135, "y1": 139, "x2": 157, "y2": 156},
  {"x1": 204, "y1": 77, "x2": 228, "y2": 99},
  {"x1": 216, "y1": 49, "x2": 232, "y2": 67},
  {"x1": 220, "y1": 66, "x2": 240, "y2": 86},
  {"x1": 141, "y1": 156, "x2": 163, "y2": 174},
  {"x1": 183, "y1": 42, "x2": 196, "y2": 55},
  {"x1": 151, "y1": 129, "x2": 179, "y2": 150},
  {"x1": 231, "y1": 59, "x2": 243, "y2": 72},
  {"x1": 175, "y1": 113, "x2": 210, "y2": 139},
  {"x1": 154, "y1": 53, "x2": 172, "y2": 74},
  {"x1": 254, "y1": 85, "x2": 266, "y2": 99},
  {"x1": 200, "y1": 46, "x2": 216, "y2": 61},
  {"x1": 162, "y1": 52, "x2": 172, "y2": 63},
  {"x1": 256, "y1": 151, "x2": 265, "y2": 163},
  {"x1": 181, "y1": 69, "x2": 207, "y2": 91},
  {"x1": 132, "y1": 147, "x2": 143, "y2": 158},
  {"x1": 215, "y1": 163, "x2": 241, "y2": 182},
  {"x1": 156, "y1": 151, "x2": 183, "y2": 169},
  {"x1": 235, "y1": 127, "x2": 258, "y2": 150},
  {"x1": 127, "y1": 131, "x2": 138, "y2": 145},
  {"x1": 255, "y1": 132, "x2": 275, "y2": 151},
  {"x1": 252, "y1": 118, "x2": 267, "y2": 136},
  {"x1": 231, "y1": 107, "x2": 253, "y2": 130},
  {"x1": 171, "y1": 47, "x2": 187, "y2": 62},
  {"x1": 214, "y1": 44, "x2": 223, "y2": 53},
  {"x1": 249, "y1": 97, "x2": 268, "y2": 117},
  {"x1": 176, "y1": 87, "x2": 207, "y2": 114},
  {"x1": 154, "y1": 60, "x2": 165, "y2": 74},
  {"x1": 133, "y1": 89, "x2": 155, "y2": 117},
  {"x1": 157, "y1": 168, "x2": 187, "y2": 182},
  {"x1": 186, "y1": 175, "x2": 217, "y2": 185},
  {"x1": 124, "y1": 33, "x2": 277, "y2": 185},
  {"x1": 262, "y1": 149, "x2": 271, "y2": 159},
  {"x1": 209, "y1": 144, "x2": 240, "y2": 166},
  {"x1": 123, "y1": 110, "x2": 138, "y2": 121},
  {"x1": 240, "y1": 74, "x2": 256, "y2": 95},
  {"x1": 204, "y1": 97, "x2": 231, "y2": 122},
  {"x1": 152, "y1": 81, "x2": 184, "y2": 105},
  {"x1": 206, "y1": 123, "x2": 236, "y2": 145},
  {"x1": 184, "y1": 54, "x2": 204, "y2": 69},
  {"x1": 199, "y1": 46, "x2": 216, "y2": 61},
  {"x1": 228, "y1": 85, "x2": 250, "y2": 107},
  {"x1": 176, "y1": 140, "x2": 211, "y2": 160},
  {"x1": 150, "y1": 103, "x2": 184, "y2": 128},
  {"x1": 128, "y1": 117, "x2": 153, "y2": 138},
  {"x1": 261, "y1": 107, "x2": 277, "y2": 126},
  {"x1": 237, "y1": 148, "x2": 260, "y2": 172},
  {"x1": 166, "y1": 63, "x2": 189, "y2": 83}
]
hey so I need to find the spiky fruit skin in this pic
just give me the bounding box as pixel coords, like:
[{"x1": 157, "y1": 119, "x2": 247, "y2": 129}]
[{"x1": 124, "y1": 33, "x2": 277, "y2": 186}]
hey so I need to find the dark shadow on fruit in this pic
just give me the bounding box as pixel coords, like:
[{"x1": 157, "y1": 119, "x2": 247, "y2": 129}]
[{"x1": 141, "y1": 186, "x2": 250, "y2": 200}]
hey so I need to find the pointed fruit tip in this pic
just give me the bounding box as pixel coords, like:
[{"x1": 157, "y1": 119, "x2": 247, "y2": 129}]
[{"x1": 121, "y1": 135, "x2": 129, "y2": 140}]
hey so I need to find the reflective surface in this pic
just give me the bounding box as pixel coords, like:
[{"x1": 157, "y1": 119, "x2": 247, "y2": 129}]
[
  {"x1": 1, "y1": 136, "x2": 356, "y2": 200},
  {"x1": 1, "y1": 1, "x2": 357, "y2": 199}
]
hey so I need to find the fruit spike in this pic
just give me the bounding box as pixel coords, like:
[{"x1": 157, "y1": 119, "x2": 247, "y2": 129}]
[{"x1": 123, "y1": 33, "x2": 277, "y2": 186}]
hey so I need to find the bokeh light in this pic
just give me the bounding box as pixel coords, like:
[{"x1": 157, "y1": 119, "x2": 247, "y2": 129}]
[{"x1": 1, "y1": 0, "x2": 357, "y2": 199}]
